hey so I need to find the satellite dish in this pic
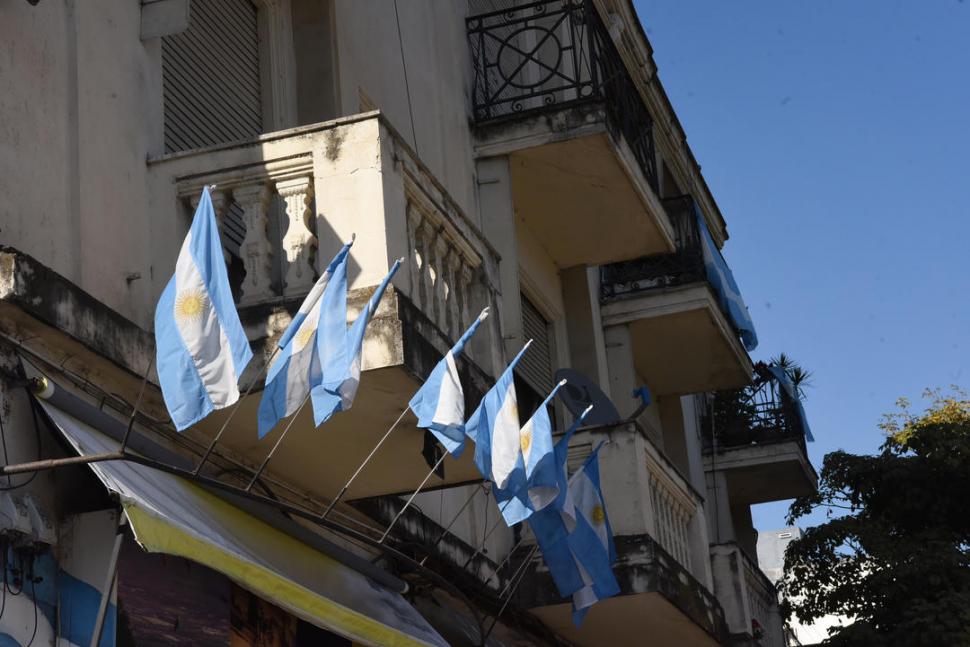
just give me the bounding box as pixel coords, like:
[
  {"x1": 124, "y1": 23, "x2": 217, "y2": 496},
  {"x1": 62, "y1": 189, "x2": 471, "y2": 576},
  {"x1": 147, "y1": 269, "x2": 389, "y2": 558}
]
[{"x1": 554, "y1": 369, "x2": 621, "y2": 426}]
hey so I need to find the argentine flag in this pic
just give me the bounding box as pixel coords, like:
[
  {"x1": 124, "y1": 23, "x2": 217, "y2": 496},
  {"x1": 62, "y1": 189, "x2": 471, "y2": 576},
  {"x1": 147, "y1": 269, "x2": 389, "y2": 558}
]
[
  {"x1": 257, "y1": 240, "x2": 353, "y2": 438},
  {"x1": 565, "y1": 444, "x2": 620, "y2": 625},
  {"x1": 526, "y1": 406, "x2": 594, "y2": 597},
  {"x1": 465, "y1": 340, "x2": 532, "y2": 490},
  {"x1": 155, "y1": 187, "x2": 253, "y2": 431},
  {"x1": 409, "y1": 308, "x2": 489, "y2": 457},
  {"x1": 491, "y1": 380, "x2": 568, "y2": 526},
  {"x1": 311, "y1": 259, "x2": 403, "y2": 426},
  {"x1": 696, "y1": 210, "x2": 758, "y2": 351}
]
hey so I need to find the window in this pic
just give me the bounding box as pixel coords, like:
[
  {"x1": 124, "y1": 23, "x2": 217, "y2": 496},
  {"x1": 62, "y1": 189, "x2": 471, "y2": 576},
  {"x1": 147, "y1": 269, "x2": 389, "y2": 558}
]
[
  {"x1": 161, "y1": 0, "x2": 263, "y2": 153},
  {"x1": 516, "y1": 293, "x2": 557, "y2": 424}
]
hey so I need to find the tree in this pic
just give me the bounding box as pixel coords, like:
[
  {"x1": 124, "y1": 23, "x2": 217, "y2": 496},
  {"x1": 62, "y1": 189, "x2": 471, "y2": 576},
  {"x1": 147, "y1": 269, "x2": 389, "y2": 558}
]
[{"x1": 781, "y1": 389, "x2": 970, "y2": 646}]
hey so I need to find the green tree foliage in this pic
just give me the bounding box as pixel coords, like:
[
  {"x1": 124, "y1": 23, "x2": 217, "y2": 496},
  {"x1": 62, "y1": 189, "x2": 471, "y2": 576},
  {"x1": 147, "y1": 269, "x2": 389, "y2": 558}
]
[{"x1": 781, "y1": 390, "x2": 970, "y2": 646}]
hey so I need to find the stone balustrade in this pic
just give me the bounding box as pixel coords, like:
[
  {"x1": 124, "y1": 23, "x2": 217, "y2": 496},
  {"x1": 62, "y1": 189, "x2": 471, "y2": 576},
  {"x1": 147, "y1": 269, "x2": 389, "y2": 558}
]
[{"x1": 148, "y1": 113, "x2": 500, "y2": 369}]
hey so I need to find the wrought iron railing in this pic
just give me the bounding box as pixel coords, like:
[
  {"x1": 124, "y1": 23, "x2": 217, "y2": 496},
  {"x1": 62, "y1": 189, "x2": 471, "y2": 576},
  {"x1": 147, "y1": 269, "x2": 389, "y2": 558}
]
[
  {"x1": 467, "y1": 0, "x2": 658, "y2": 191},
  {"x1": 599, "y1": 195, "x2": 704, "y2": 299},
  {"x1": 700, "y1": 364, "x2": 810, "y2": 452}
]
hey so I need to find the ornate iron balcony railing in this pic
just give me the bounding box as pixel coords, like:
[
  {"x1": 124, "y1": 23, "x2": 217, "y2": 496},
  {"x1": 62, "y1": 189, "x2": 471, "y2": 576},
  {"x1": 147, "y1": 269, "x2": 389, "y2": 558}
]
[
  {"x1": 467, "y1": 0, "x2": 658, "y2": 191},
  {"x1": 700, "y1": 363, "x2": 810, "y2": 452},
  {"x1": 599, "y1": 195, "x2": 705, "y2": 299}
]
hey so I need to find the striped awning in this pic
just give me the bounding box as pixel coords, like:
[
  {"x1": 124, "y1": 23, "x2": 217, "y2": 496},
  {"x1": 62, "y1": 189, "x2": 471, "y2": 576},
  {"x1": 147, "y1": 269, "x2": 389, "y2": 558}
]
[{"x1": 39, "y1": 401, "x2": 448, "y2": 647}]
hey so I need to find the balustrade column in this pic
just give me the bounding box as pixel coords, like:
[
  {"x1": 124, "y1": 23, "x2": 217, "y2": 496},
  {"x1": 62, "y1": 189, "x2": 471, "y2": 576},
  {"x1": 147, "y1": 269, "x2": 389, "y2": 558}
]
[
  {"x1": 459, "y1": 264, "x2": 474, "y2": 332},
  {"x1": 433, "y1": 234, "x2": 450, "y2": 332},
  {"x1": 234, "y1": 183, "x2": 274, "y2": 304},
  {"x1": 446, "y1": 250, "x2": 463, "y2": 338},
  {"x1": 405, "y1": 205, "x2": 428, "y2": 310},
  {"x1": 276, "y1": 176, "x2": 317, "y2": 297},
  {"x1": 418, "y1": 219, "x2": 438, "y2": 324}
]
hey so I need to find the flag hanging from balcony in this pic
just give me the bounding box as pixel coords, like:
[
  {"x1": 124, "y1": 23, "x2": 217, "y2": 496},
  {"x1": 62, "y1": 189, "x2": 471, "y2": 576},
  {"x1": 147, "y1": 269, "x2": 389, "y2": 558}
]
[
  {"x1": 491, "y1": 379, "x2": 567, "y2": 526},
  {"x1": 767, "y1": 365, "x2": 814, "y2": 442},
  {"x1": 154, "y1": 187, "x2": 253, "y2": 431},
  {"x1": 409, "y1": 308, "x2": 490, "y2": 457},
  {"x1": 256, "y1": 239, "x2": 353, "y2": 438},
  {"x1": 695, "y1": 211, "x2": 759, "y2": 351},
  {"x1": 565, "y1": 443, "x2": 620, "y2": 626},
  {"x1": 311, "y1": 259, "x2": 404, "y2": 426},
  {"x1": 464, "y1": 340, "x2": 531, "y2": 490}
]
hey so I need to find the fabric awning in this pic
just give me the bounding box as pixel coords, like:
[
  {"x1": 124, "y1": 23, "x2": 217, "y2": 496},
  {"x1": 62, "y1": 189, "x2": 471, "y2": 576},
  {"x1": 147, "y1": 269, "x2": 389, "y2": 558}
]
[{"x1": 39, "y1": 401, "x2": 448, "y2": 647}]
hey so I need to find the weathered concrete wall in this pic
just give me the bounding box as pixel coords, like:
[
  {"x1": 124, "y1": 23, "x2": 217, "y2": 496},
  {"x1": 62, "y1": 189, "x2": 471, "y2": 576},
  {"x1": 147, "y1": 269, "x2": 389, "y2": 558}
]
[
  {"x1": 0, "y1": 1, "x2": 161, "y2": 327},
  {"x1": 333, "y1": 1, "x2": 478, "y2": 223}
]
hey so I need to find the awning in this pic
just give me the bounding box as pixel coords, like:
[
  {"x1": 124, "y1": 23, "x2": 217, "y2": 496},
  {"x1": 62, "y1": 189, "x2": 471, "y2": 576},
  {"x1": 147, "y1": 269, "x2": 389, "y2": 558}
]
[{"x1": 39, "y1": 401, "x2": 448, "y2": 647}]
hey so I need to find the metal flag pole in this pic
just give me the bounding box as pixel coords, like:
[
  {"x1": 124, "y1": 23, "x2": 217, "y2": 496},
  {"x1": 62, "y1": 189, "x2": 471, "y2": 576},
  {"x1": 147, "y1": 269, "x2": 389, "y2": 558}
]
[
  {"x1": 461, "y1": 498, "x2": 513, "y2": 569},
  {"x1": 119, "y1": 353, "x2": 155, "y2": 454},
  {"x1": 194, "y1": 345, "x2": 281, "y2": 475},
  {"x1": 419, "y1": 482, "x2": 488, "y2": 566},
  {"x1": 483, "y1": 544, "x2": 540, "y2": 643},
  {"x1": 379, "y1": 451, "x2": 448, "y2": 543},
  {"x1": 321, "y1": 405, "x2": 413, "y2": 520},
  {"x1": 484, "y1": 532, "x2": 529, "y2": 587},
  {"x1": 245, "y1": 393, "x2": 311, "y2": 491}
]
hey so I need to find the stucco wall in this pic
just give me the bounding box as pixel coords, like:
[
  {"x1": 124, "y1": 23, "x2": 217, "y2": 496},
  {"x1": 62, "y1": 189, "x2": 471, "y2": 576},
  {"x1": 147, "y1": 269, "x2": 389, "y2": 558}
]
[{"x1": 0, "y1": 1, "x2": 161, "y2": 328}]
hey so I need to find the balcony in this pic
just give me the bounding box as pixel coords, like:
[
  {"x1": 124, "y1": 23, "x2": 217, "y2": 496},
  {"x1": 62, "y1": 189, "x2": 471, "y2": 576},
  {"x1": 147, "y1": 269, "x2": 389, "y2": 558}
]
[
  {"x1": 701, "y1": 364, "x2": 817, "y2": 505},
  {"x1": 145, "y1": 112, "x2": 502, "y2": 501},
  {"x1": 467, "y1": 0, "x2": 675, "y2": 267},
  {"x1": 710, "y1": 543, "x2": 787, "y2": 647},
  {"x1": 599, "y1": 196, "x2": 754, "y2": 396},
  {"x1": 508, "y1": 422, "x2": 727, "y2": 646}
]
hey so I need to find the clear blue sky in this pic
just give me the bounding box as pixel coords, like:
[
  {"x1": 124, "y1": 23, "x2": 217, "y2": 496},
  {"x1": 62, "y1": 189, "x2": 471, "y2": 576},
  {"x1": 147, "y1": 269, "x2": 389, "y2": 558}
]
[{"x1": 634, "y1": 1, "x2": 970, "y2": 531}]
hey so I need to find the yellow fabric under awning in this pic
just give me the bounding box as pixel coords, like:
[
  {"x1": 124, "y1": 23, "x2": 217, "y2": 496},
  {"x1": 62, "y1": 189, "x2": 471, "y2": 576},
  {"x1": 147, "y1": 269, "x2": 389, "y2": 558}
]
[{"x1": 40, "y1": 401, "x2": 448, "y2": 647}]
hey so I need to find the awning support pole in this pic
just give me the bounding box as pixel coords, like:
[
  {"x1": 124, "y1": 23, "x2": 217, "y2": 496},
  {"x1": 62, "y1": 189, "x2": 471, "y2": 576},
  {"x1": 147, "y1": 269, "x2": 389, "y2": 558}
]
[
  {"x1": 119, "y1": 353, "x2": 154, "y2": 453},
  {"x1": 378, "y1": 451, "x2": 447, "y2": 543},
  {"x1": 194, "y1": 346, "x2": 280, "y2": 476},
  {"x1": 90, "y1": 513, "x2": 127, "y2": 647},
  {"x1": 0, "y1": 452, "x2": 125, "y2": 476},
  {"x1": 245, "y1": 393, "x2": 311, "y2": 491},
  {"x1": 482, "y1": 544, "x2": 539, "y2": 645},
  {"x1": 321, "y1": 406, "x2": 411, "y2": 520}
]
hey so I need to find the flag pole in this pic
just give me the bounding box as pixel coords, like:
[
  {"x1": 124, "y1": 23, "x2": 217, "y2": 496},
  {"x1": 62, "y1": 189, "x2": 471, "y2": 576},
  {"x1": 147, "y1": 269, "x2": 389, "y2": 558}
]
[
  {"x1": 482, "y1": 544, "x2": 540, "y2": 643},
  {"x1": 321, "y1": 405, "x2": 412, "y2": 520},
  {"x1": 461, "y1": 498, "x2": 513, "y2": 569},
  {"x1": 484, "y1": 532, "x2": 528, "y2": 587},
  {"x1": 379, "y1": 451, "x2": 448, "y2": 543},
  {"x1": 245, "y1": 393, "x2": 311, "y2": 491},
  {"x1": 419, "y1": 482, "x2": 487, "y2": 566},
  {"x1": 194, "y1": 346, "x2": 280, "y2": 475},
  {"x1": 119, "y1": 352, "x2": 155, "y2": 454}
]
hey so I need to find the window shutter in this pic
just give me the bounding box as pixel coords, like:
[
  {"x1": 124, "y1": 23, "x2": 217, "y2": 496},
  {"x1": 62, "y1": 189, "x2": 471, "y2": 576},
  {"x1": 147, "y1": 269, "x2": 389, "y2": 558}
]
[
  {"x1": 519, "y1": 294, "x2": 554, "y2": 395},
  {"x1": 162, "y1": 0, "x2": 263, "y2": 153}
]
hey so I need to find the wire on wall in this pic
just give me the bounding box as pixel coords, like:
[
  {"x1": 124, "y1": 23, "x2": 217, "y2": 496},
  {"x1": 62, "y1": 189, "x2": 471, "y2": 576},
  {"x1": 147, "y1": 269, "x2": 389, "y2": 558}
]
[{"x1": 393, "y1": 0, "x2": 420, "y2": 156}]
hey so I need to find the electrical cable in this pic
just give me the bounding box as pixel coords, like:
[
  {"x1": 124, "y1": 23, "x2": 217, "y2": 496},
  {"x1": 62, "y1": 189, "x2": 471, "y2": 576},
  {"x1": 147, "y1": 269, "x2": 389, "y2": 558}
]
[
  {"x1": 393, "y1": 0, "x2": 419, "y2": 156},
  {"x1": 6, "y1": 551, "x2": 23, "y2": 596}
]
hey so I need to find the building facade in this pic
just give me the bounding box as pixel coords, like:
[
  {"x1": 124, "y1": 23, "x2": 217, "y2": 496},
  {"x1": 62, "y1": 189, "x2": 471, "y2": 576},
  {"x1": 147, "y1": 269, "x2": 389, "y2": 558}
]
[{"x1": 0, "y1": 1, "x2": 815, "y2": 645}]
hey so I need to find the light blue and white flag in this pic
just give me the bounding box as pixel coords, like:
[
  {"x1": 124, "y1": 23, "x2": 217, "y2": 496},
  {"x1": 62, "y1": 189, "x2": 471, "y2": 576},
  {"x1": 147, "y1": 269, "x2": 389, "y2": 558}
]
[
  {"x1": 409, "y1": 308, "x2": 489, "y2": 457},
  {"x1": 565, "y1": 444, "x2": 620, "y2": 626},
  {"x1": 155, "y1": 187, "x2": 253, "y2": 431},
  {"x1": 767, "y1": 365, "x2": 814, "y2": 442},
  {"x1": 695, "y1": 210, "x2": 758, "y2": 351},
  {"x1": 465, "y1": 340, "x2": 532, "y2": 490},
  {"x1": 311, "y1": 259, "x2": 404, "y2": 426},
  {"x1": 525, "y1": 405, "x2": 596, "y2": 599},
  {"x1": 257, "y1": 240, "x2": 354, "y2": 438},
  {"x1": 491, "y1": 379, "x2": 568, "y2": 525}
]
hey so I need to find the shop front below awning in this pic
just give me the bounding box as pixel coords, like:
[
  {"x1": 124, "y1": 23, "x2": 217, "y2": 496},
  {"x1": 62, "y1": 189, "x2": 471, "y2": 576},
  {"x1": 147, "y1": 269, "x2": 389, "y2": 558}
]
[{"x1": 38, "y1": 400, "x2": 449, "y2": 647}]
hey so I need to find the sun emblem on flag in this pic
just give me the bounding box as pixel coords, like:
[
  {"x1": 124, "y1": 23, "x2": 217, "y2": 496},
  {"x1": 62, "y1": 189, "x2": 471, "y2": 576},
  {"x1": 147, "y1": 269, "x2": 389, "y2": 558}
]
[
  {"x1": 293, "y1": 324, "x2": 317, "y2": 351},
  {"x1": 591, "y1": 504, "x2": 606, "y2": 526},
  {"x1": 520, "y1": 427, "x2": 533, "y2": 455},
  {"x1": 174, "y1": 289, "x2": 209, "y2": 322}
]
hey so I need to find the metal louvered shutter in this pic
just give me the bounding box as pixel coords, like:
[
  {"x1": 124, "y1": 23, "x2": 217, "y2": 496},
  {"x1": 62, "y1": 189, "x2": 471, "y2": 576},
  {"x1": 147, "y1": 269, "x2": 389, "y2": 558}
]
[
  {"x1": 519, "y1": 294, "x2": 554, "y2": 395},
  {"x1": 162, "y1": 0, "x2": 263, "y2": 153}
]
